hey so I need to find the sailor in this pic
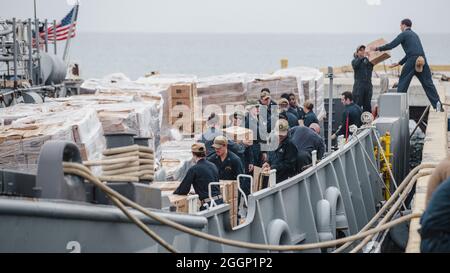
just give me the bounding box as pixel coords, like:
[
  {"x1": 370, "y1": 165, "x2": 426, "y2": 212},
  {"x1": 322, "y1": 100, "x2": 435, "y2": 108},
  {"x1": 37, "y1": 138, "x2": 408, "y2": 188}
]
[
  {"x1": 208, "y1": 135, "x2": 245, "y2": 182},
  {"x1": 290, "y1": 125, "x2": 326, "y2": 161},
  {"x1": 420, "y1": 176, "x2": 450, "y2": 253},
  {"x1": 309, "y1": 123, "x2": 321, "y2": 135},
  {"x1": 303, "y1": 100, "x2": 319, "y2": 127},
  {"x1": 420, "y1": 157, "x2": 450, "y2": 252},
  {"x1": 228, "y1": 111, "x2": 254, "y2": 178},
  {"x1": 228, "y1": 111, "x2": 245, "y2": 127},
  {"x1": 352, "y1": 45, "x2": 374, "y2": 113},
  {"x1": 199, "y1": 113, "x2": 223, "y2": 156},
  {"x1": 278, "y1": 98, "x2": 299, "y2": 128},
  {"x1": 262, "y1": 119, "x2": 299, "y2": 183},
  {"x1": 332, "y1": 92, "x2": 363, "y2": 140},
  {"x1": 245, "y1": 100, "x2": 263, "y2": 167},
  {"x1": 281, "y1": 93, "x2": 305, "y2": 126},
  {"x1": 259, "y1": 88, "x2": 278, "y2": 135},
  {"x1": 370, "y1": 18, "x2": 443, "y2": 111},
  {"x1": 174, "y1": 143, "x2": 224, "y2": 211}
]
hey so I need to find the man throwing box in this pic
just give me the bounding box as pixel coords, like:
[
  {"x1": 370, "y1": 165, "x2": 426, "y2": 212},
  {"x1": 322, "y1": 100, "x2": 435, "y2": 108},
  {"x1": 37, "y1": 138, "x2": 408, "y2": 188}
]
[{"x1": 371, "y1": 18, "x2": 443, "y2": 111}]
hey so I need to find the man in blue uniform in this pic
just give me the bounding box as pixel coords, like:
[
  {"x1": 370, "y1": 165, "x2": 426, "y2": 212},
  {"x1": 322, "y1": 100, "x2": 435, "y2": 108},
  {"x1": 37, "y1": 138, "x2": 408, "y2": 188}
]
[
  {"x1": 174, "y1": 143, "x2": 224, "y2": 211},
  {"x1": 259, "y1": 88, "x2": 278, "y2": 135},
  {"x1": 290, "y1": 125, "x2": 326, "y2": 161},
  {"x1": 371, "y1": 18, "x2": 443, "y2": 111},
  {"x1": 332, "y1": 92, "x2": 363, "y2": 140},
  {"x1": 352, "y1": 45, "x2": 374, "y2": 113},
  {"x1": 208, "y1": 135, "x2": 245, "y2": 183},
  {"x1": 263, "y1": 119, "x2": 299, "y2": 183}
]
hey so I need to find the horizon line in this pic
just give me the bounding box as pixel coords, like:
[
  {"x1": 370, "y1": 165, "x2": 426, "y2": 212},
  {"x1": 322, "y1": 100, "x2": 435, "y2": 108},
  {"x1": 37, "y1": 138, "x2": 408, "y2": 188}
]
[{"x1": 75, "y1": 31, "x2": 450, "y2": 35}]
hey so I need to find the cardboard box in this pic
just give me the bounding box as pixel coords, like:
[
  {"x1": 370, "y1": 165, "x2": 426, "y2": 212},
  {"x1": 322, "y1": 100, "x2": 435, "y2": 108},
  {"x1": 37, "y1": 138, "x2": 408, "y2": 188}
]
[
  {"x1": 170, "y1": 98, "x2": 192, "y2": 108},
  {"x1": 219, "y1": 180, "x2": 238, "y2": 201},
  {"x1": 223, "y1": 126, "x2": 254, "y2": 144},
  {"x1": 219, "y1": 180, "x2": 239, "y2": 227},
  {"x1": 167, "y1": 194, "x2": 199, "y2": 214},
  {"x1": 367, "y1": 39, "x2": 391, "y2": 65},
  {"x1": 168, "y1": 194, "x2": 188, "y2": 213},
  {"x1": 169, "y1": 84, "x2": 192, "y2": 99}
]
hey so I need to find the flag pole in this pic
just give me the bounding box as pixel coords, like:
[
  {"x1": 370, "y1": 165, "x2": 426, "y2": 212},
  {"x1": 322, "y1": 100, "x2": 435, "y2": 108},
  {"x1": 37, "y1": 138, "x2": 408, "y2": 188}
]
[{"x1": 63, "y1": 3, "x2": 79, "y2": 63}]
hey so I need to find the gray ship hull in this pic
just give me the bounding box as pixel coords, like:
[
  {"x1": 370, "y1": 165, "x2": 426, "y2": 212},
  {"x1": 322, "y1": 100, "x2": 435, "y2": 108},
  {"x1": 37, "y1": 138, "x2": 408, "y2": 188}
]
[{"x1": 0, "y1": 128, "x2": 389, "y2": 253}]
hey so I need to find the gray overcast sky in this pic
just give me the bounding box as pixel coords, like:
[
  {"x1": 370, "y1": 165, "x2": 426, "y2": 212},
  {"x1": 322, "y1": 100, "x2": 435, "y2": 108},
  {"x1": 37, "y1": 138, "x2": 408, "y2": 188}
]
[{"x1": 1, "y1": 0, "x2": 449, "y2": 33}]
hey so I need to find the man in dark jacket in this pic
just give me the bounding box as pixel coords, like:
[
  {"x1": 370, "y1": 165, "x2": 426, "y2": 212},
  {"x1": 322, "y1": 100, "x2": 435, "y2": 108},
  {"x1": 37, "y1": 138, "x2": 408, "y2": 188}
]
[
  {"x1": 332, "y1": 92, "x2": 363, "y2": 140},
  {"x1": 208, "y1": 135, "x2": 245, "y2": 182},
  {"x1": 174, "y1": 143, "x2": 224, "y2": 211},
  {"x1": 371, "y1": 18, "x2": 443, "y2": 110},
  {"x1": 352, "y1": 45, "x2": 374, "y2": 113},
  {"x1": 289, "y1": 125, "x2": 326, "y2": 160},
  {"x1": 263, "y1": 119, "x2": 299, "y2": 183},
  {"x1": 259, "y1": 88, "x2": 278, "y2": 135}
]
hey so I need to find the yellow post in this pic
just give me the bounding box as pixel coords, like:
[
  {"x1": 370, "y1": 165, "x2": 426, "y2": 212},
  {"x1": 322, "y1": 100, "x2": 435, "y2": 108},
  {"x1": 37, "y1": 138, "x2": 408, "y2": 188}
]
[
  {"x1": 380, "y1": 132, "x2": 392, "y2": 200},
  {"x1": 281, "y1": 59, "x2": 288, "y2": 69}
]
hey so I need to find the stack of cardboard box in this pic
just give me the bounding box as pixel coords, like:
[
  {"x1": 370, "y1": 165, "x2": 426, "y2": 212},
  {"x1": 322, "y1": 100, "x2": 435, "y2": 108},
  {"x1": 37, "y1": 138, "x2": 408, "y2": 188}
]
[
  {"x1": 220, "y1": 180, "x2": 239, "y2": 228},
  {"x1": 168, "y1": 83, "x2": 198, "y2": 135}
]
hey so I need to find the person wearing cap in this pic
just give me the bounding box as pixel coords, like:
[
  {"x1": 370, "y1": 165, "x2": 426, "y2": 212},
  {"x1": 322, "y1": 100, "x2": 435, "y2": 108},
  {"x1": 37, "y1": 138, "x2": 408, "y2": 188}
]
[
  {"x1": 303, "y1": 101, "x2": 319, "y2": 128},
  {"x1": 370, "y1": 18, "x2": 443, "y2": 111},
  {"x1": 259, "y1": 88, "x2": 278, "y2": 135},
  {"x1": 352, "y1": 45, "x2": 374, "y2": 113},
  {"x1": 208, "y1": 135, "x2": 245, "y2": 182},
  {"x1": 199, "y1": 113, "x2": 223, "y2": 156},
  {"x1": 278, "y1": 98, "x2": 299, "y2": 128},
  {"x1": 227, "y1": 110, "x2": 255, "y2": 179},
  {"x1": 174, "y1": 143, "x2": 224, "y2": 211},
  {"x1": 262, "y1": 119, "x2": 299, "y2": 183},
  {"x1": 228, "y1": 111, "x2": 245, "y2": 127}
]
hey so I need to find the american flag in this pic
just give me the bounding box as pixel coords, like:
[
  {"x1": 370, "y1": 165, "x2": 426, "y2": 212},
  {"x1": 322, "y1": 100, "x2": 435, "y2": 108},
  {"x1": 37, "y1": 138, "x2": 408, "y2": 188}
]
[{"x1": 40, "y1": 5, "x2": 79, "y2": 41}]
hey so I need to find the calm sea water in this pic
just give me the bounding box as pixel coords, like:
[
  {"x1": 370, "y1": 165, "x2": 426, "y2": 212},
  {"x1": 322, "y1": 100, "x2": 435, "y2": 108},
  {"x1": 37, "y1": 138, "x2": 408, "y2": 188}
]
[{"x1": 70, "y1": 33, "x2": 450, "y2": 80}]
